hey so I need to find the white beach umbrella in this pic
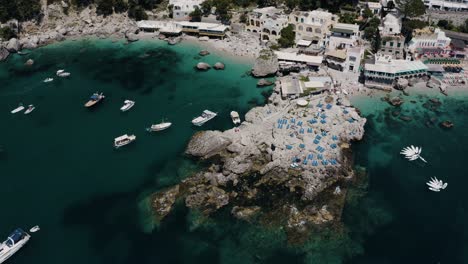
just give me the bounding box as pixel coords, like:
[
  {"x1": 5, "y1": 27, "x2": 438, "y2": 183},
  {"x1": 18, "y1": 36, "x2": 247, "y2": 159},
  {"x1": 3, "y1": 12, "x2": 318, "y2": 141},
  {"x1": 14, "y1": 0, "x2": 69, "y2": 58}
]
[{"x1": 400, "y1": 145, "x2": 427, "y2": 163}]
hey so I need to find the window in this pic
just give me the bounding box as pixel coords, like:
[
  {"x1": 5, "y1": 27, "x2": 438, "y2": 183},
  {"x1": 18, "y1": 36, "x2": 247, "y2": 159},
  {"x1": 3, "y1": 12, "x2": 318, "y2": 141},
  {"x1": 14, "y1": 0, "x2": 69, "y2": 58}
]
[
  {"x1": 301, "y1": 18, "x2": 304, "y2": 23},
  {"x1": 295, "y1": 17, "x2": 298, "y2": 22},
  {"x1": 390, "y1": 42, "x2": 394, "y2": 46},
  {"x1": 306, "y1": 27, "x2": 312, "y2": 32},
  {"x1": 349, "y1": 56, "x2": 356, "y2": 62},
  {"x1": 397, "y1": 42, "x2": 401, "y2": 47},
  {"x1": 298, "y1": 26, "x2": 303, "y2": 31},
  {"x1": 383, "y1": 41, "x2": 386, "y2": 46},
  {"x1": 315, "y1": 28, "x2": 321, "y2": 33},
  {"x1": 389, "y1": 28, "x2": 393, "y2": 32}
]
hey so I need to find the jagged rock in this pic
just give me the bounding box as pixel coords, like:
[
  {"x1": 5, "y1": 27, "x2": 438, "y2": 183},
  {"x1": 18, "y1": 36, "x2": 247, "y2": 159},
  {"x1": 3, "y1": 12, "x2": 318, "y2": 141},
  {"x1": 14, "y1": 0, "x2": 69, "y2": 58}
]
[
  {"x1": 151, "y1": 185, "x2": 180, "y2": 221},
  {"x1": 388, "y1": 96, "x2": 404, "y2": 107},
  {"x1": 440, "y1": 120, "x2": 454, "y2": 129},
  {"x1": 257, "y1": 78, "x2": 273, "y2": 87},
  {"x1": 168, "y1": 37, "x2": 181, "y2": 45},
  {"x1": 0, "y1": 47, "x2": 10, "y2": 61},
  {"x1": 231, "y1": 206, "x2": 261, "y2": 221},
  {"x1": 196, "y1": 62, "x2": 211, "y2": 71},
  {"x1": 199, "y1": 50, "x2": 210, "y2": 56},
  {"x1": 198, "y1": 36, "x2": 209, "y2": 41},
  {"x1": 24, "y1": 59, "x2": 34, "y2": 66},
  {"x1": 408, "y1": 77, "x2": 418, "y2": 86},
  {"x1": 185, "y1": 185, "x2": 229, "y2": 214},
  {"x1": 213, "y1": 62, "x2": 225, "y2": 70},
  {"x1": 6, "y1": 38, "x2": 20, "y2": 52},
  {"x1": 125, "y1": 31, "x2": 139, "y2": 42},
  {"x1": 226, "y1": 143, "x2": 243, "y2": 153},
  {"x1": 186, "y1": 131, "x2": 232, "y2": 159},
  {"x1": 223, "y1": 158, "x2": 252, "y2": 175},
  {"x1": 251, "y1": 49, "x2": 278, "y2": 77},
  {"x1": 399, "y1": 115, "x2": 412, "y2": 122},
  {"x1": 395, "y1": 78, "x2": 408, "y2": 90}
]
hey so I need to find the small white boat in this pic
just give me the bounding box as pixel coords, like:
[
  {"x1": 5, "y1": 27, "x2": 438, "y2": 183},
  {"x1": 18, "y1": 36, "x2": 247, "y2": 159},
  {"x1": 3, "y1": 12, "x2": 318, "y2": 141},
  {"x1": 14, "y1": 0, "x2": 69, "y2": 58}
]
[
  {"x1": 400, "y1": 145, "x2": 427, "y2": 163},
  {"x1": 0, "y1": 228, "x2": 30, "y2": 263},
  {"x1": 56, "y1": 69, "x2": 64, "y2": 75},
  {"x1": 192, "y1": 110, "x2": 217, "y2": 126},
  {"x1": 114, "y1": 134, "x2": 136, "y2": 148},
  {"x1": 147, "y1": 122, "x2": 172, "y2": 132},
  {"x1": 426, "y1": 177, "x2": 448, "y2": 192},
  {"x1": 29, "y1": 226, "x2": 40, "y2": 233},
  {"x1": 342, "y1": 89, "x2": 349, "y2": 95},
  {"x1": 24, "y1": 105, "x2": 35, "y2": 115},
  {"x1": 10, "y1": 104, "x2": 25, "y2": 114},
  {"x1": 230, "y1": 111, "x2": 241, "y2": 125},
  {"x1": 120, "y1": 100, "x2": 135, "y2": 112},
  {"x1": 57, "y1": 72, "x2": 70, "y2": 77},
  {"x1": 43, "y1": 78, "x2": 54, "y2": 83}
]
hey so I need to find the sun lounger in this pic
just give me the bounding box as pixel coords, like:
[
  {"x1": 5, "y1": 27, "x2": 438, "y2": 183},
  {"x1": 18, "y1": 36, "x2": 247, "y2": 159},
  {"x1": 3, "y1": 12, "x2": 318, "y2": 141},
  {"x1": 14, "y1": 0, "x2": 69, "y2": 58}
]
[
  {"x1": 286, "y1": 145, "x2": 293, "y2": 150},
  {"x1": 299, "y1": 144, "x2": 305, "y2": 148}
]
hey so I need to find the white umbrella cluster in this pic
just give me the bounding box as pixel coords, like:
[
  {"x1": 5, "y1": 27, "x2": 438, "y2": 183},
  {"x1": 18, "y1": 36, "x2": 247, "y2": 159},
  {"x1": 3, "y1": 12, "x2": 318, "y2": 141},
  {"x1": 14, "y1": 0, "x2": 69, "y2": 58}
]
[
  {"x1": 400, "y1": 145, "x2": 427, "y2": 163},
  {"x1": 426, "y1": 177, "x2": 448, "y2": 192}
]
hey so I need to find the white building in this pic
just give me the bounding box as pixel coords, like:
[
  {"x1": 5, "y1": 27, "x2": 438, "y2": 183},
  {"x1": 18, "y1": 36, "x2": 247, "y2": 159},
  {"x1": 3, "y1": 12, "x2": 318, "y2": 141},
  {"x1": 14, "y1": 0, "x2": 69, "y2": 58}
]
[
  {"x1": 325, "y1": 47, "x2": 364, "y2": 73},
  {"x1": 362, "y1": 2, "x2": 382, "y2": 15},
  {"x1": 423, "y1": 0, "x2": 468, "y2": 11},
  {"x1": 288, "y1": 10, "x2": 337, "y2": 49},
  {"x1": 364, "y1": 54, "x2": 428, "y2": 88},
  {"x1": 137, "y1": 20, "x2": 229, "y2": 38},
  {"x1": 407, "y1": 27, "x2": 451, "y2": 57},
  {"x1": 328, "y1": 23, "x2": 361, "y2": 50},
  {"x1": 169, "y1": 0, "x2": 203, "y2": 20},
  {"x1": 246, "y1": 7, "x2": 289, "y2": 43},
  {"x1": 380, "y1": 13, "x2": 401, "y2": 35},
  {"x1": 378, "y1": 14, "x2": 404, "y2": 59}
]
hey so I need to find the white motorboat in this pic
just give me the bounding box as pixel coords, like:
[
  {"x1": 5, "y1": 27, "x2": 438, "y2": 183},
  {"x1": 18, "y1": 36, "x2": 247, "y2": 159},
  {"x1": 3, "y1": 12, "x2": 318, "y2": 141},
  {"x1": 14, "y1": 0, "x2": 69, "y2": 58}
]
[
  {"x1": 192, "y1": 110, "x2": 217, "y2": 126},
  {"x1": 120, "y1": 100, "x2": 135, "y2": 112},
  {"x1": 24, "y1": 105, "x2": 35, "y2": 115},
  {"x1": 114, "y1": 134, "x2": 136, "y2": 148},
  {"x1": 43, "y1": 78, "x2": 54, "y2": 83},
  {"x1": 84, "y1": 92, "x2": 105, "y2": 108},
  {"x1": 230, "y1": 111, "x2": 241, "y2": 125},
  {"x1": 29, "y1": 226, "x2": 40, "y2": 233},
  {"x1": 57, "y1": 72, "x2": 70, "y2": 77},
  {"x1": 56, "y1": 69, "x2": 64, "y2": 75},
  {"x1": 147, "y1": 122, "x2": 172, "y2": 132},
  {"x1": 0, "y1": 228, "x2": 30, "y2": 264},
  {"x1": 426, "y1": 177, "x2": 448, "y2": 192},
  {"x1": 10, "y1": 104, "x2": 25, "y2": 114}
]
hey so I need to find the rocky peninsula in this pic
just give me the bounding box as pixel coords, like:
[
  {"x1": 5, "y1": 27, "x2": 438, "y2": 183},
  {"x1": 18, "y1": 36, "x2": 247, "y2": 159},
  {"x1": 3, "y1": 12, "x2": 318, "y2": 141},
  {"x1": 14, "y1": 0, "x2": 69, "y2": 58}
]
[{"x1": 151, "y1": 84, "x2": 366, "y2": 242}]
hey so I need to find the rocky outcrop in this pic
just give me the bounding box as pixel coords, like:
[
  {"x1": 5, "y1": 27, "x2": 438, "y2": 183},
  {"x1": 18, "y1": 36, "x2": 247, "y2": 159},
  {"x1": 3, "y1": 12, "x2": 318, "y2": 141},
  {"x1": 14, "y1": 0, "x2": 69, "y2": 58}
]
[
  {"x1": 251, "y1": 49, "x2": 278, "y2": 77},
  {"x1": 24, "y1": 59, "x2": 34, "y2": 66},
  {"x1": 196, "y1": 62, "x2": 211, "y2": 71},
  {"x1": 386, "y1": 96, "x2": 404, "y2": 107},
  {"x1": 151, "y1": 185, "x2": 180, "y2": 221},
  {"x1": 440, "y1": 120, "x2": 454, "y2": 129},
  {"x1": 0, "y1": 47, "x2": 9, "y2": 61},
  {"x1": 199, "y1": 50, "x2": 210, "y2": 56},
  {"x1": 213, "y1": 62, "x2": 225, "y2": 70},
  {"x1": 6, "y1": 38, "x2": 20, "y2": 52},
  {"x1": 185, "y1": 185, "x2": 229, "y2": 214},
  {"x1": 125, "y1": 31, "x2": 139, "y2": 42},
  {"x1": 231, "y1": 206, "x2": 261, "y2": 221},
  {"x1": 395, "y1": 78, "x2": 408, "y2": 90},
  {"x1": 257, "y1": 78, "x2": 273, "y2": 87},
  {"x1": 185, "y1": 131, "x2": 232, "y2": 158}
]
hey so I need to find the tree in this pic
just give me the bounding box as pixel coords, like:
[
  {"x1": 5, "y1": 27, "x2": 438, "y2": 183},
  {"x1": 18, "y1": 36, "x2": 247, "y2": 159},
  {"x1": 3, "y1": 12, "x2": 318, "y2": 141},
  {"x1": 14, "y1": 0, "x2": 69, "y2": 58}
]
[
  {"x1": 368, "y1": 17, "x2": 380, "y2": 28},
  {"x1": 459, "y1": 18, "x2": 468, "y2": 33},
  {"x1": 437, "y1": 19, "x2": 454, "y2": 30},
  {"x1": 339, "y1": 13, "x2": 358, "y2": 24},
  {"x1": 114, "y1": 0, "x2": 129, "y2": 13},
  {"x1": 0, "y1": 26, "x2": 17, "y2": 40},
  {"x1": 362, "y1": 7, "x2": 374, "y2": 19},
  {"x1": 278, "y1": 24, "x2": 295, "y2": 48},
  {"x1": 401, "y1": 19, "x2": 427, "y2": 42},
  {"x1": 386, "y1": 0, "x2": 395, "y2": 9},
  {"x1": 96, "y1": 0, "x2": 114, "y2": 16},
  {"x1": 128, "y1": 3, "x2": 148, "y2": 21},
  {"x1": 371, "y1": 28, "x2": 381, "y2": 53},
  {"x1": 200, "y1": 0, "x2": 213, "y2": 15},
  {"x1": 395, "y1": 0, "x2": 426, "y2": 18},
  {"x1": 284, "y1": 0, "x2": 299, "y2": 10},
  {"x1": 257, "y1": 0, "x2": 275, "y2": 8},
  {"x1": 189, "y1": 6, "x2": 202, "y2": 22}
]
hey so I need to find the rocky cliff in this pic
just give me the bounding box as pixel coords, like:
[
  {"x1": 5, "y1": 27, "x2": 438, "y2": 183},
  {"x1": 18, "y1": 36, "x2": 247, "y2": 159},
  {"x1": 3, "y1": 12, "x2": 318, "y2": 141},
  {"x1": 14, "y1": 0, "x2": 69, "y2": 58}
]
[
  {"x1": 151, "y1": 86, "x2": 366, "y2": 242},
  {"x1": 0, "y1": 3, "x2": 139, "y2": 60},
  {"x1": 251, "y1": 49, "x2": 279, "y2": 77}
]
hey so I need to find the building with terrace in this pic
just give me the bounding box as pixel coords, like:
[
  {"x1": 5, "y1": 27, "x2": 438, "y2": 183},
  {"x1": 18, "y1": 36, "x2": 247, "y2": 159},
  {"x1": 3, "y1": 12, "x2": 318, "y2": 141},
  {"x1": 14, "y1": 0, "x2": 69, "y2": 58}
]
[
  {"x1": 328, "y1": 23, "x2": 361, "y2": 50},
  {"x1": 288, "y1": 10, "x2": 337, "y2": 50},
  {"x1": 169, "y1": 0, "x2": 204, "y2": 20},
  {"x1": 245, "y1": 7, "x2": 288, "y2": 43},
  {"x1": 407, "y1": 27, "x2": 451, "y2": 58},
  {"x1": 378, "y1": 14, "x2": 404, "y2": 59},
  {"x1": 364, "y1": 54, "x2": 428, "y2": 88},
  {"x1": 423, "y1": 0, "x2": 468, "y2": 11}
]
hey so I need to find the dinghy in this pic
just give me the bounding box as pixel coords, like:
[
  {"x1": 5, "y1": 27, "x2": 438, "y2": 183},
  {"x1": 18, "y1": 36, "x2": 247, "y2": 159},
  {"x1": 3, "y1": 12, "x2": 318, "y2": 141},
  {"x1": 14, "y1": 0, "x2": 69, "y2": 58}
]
[
  {"x1": 230, "y1": 111, "x2": 241, "y2": 125},
  {"x1": 11, "y1": 103, "x2": 25, "y2": 114},
  {"x1": 24, "y1": 105, "x2": 35, "y2": 115},
  {"x1": 426, "y1": 177, "x2": 447, "y2": 192},
  {"x1": 147, "y1": 122, "x2": 172, "y2": 132},
  {"x1": 29, "y1": 226, "x2": 40, "y2": 233},
  {"x1": 43, "y1": 78, "x2": 54, "y2": 83},
  {"x1": 400, "y1": 145, "x2": 427, "y2": 163},
  {"x1": 120, "y1": 100, "x2": 135, "y2": 112}
]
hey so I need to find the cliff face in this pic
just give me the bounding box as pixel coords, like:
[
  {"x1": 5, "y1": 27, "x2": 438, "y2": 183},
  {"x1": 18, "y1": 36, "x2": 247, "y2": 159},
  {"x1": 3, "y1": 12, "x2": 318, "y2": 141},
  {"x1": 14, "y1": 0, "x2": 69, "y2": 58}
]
[
  {"x1": 0, "y1": 3, "x2": 139, "y2": 60},
  {"x1": 251, "y1": 49, "x2": 279, "y2": 77},
  {"x1": 151, "y1": 88, "x2": 366, "y2": 242}
]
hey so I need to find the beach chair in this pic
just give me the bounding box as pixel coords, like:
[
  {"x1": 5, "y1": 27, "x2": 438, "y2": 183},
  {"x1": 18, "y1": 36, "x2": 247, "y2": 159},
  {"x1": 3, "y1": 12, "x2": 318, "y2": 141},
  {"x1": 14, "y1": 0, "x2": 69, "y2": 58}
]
[
  {"x1": 286, "y1": 145, "x2": 293, "y2": 150},
  {"x1": 299, "y1": 144, "x2": 305, "y2": 149}
]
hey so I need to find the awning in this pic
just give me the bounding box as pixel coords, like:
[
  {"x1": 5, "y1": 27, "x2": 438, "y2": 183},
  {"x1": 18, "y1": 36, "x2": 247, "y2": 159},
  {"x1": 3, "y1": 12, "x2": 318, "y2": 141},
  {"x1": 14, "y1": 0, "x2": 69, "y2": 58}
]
[{"x1": 297, "y1": 40, "x2": 312, "y2": 47}]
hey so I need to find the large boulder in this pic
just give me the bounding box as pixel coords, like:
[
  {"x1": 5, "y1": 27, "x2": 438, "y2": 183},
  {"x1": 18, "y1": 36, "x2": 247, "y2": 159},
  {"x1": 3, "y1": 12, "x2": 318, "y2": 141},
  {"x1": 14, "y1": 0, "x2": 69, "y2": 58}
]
[
  {"x1": 0, "y1": 47, "x2": 10, "y2": 61},
  {"x1": 251, "y1": 49, "x2": 278, "y2": 77},
  {"x1": 196, "y1": 62, "x2": 211, "y2": 71},
  {"x1": 6, "y1": 38, "x2": 20, "y2": 52},
  {"x1": 213, "y1": 62, "x2": 225, "y2": 70},
  {"x1": 395, "y1": 78, "x2": 408, "y2": 90},
  {"x1": 186, "y1": 131, "x2": 232, "y2": 159},
  {"x1": 257, "y1": 78, "x2": 273, "y2": 87},
  {"x1": 125, "y1": 31, "x2": 139, "y2": 42}
]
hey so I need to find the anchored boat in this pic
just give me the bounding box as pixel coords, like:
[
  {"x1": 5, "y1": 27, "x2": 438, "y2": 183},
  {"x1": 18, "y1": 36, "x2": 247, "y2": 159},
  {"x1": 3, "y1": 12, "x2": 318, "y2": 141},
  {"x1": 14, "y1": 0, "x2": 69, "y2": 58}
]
[
  {"x1": 192, "y1": 110, "x2": 217, "y2": 126},
  {"x1": 230, "y1": 111, "x2": 241, "y2": 125},
  {"x1": 0, "y1": 228, "x2": 30, "y2": 264},
  {"x1": 147, "y1": 122, "x2": 172, "y2": 132},
  {"x1": 114, "y1": 134, "x2": 136, "y2": 148},
  {"x1": 10, "y1": 104, "x2": 25, "y2": 114},
  {"x1": 24, "y1": 105, "x2": 35, "y2": 115},
  {"x1": 84, "y1": 92, "x2": 105, "y2": 108},
  {"x1": 426, "y1": 177, "x2": 448, "y2": 192},
  {"x1": 120, "y1": 100, "x2": 135, "y2": 112},
  {"x1": 43, "y1": 78, "x2": 54, "y2": 83}
]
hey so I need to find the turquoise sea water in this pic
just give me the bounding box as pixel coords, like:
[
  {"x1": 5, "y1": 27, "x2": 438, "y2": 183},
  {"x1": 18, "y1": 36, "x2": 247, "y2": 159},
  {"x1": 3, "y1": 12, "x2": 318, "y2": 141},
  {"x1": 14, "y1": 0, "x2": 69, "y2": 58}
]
[{"x1": 1, "y1": 39, "x2": 468, "y2": 264}]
